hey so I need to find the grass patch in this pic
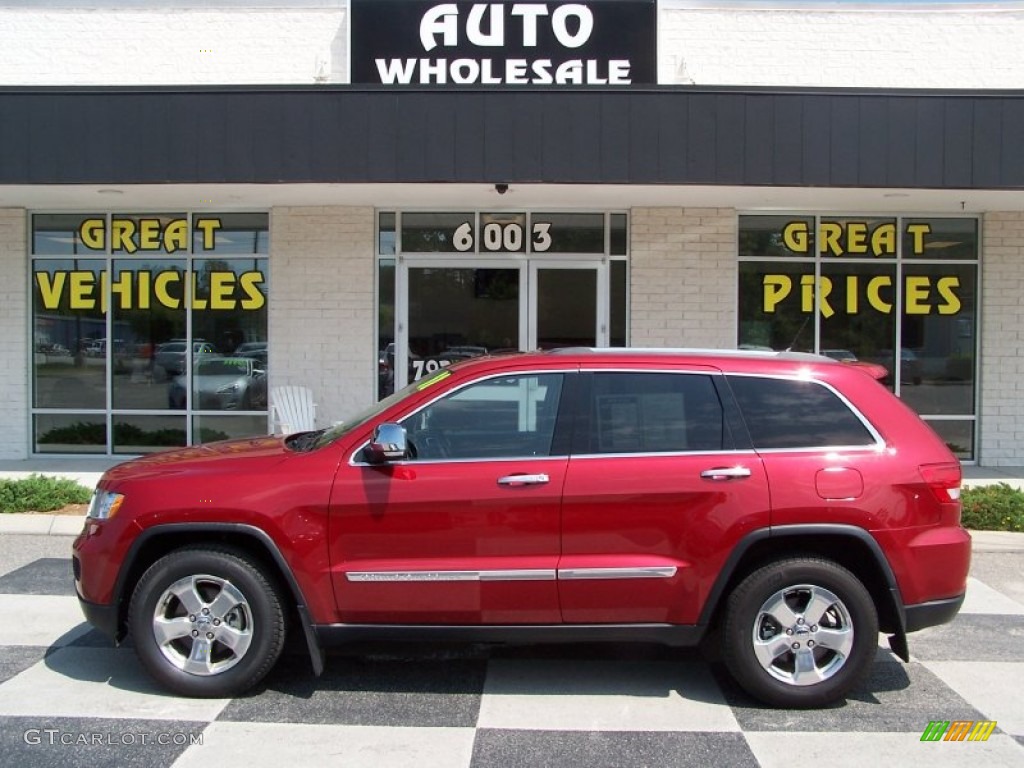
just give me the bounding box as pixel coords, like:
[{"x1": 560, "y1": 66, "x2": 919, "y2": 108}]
[
  {"x1": 961, "y1": 483, "x2": 1024, "y2": 532},
  {"x1": 0, "y1": 474, "x2": 92, "y2": 514}
]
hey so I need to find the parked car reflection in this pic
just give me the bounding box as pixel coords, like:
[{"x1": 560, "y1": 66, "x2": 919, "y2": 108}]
[
  {"x1": 168, "y1": 356, "x2": 267, "y2": 410},
  {"x1": 154, "y1": 340, "x2": 217, "y2": 380}
]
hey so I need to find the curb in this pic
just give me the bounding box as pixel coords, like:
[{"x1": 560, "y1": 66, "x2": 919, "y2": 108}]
[{"x1": 0, "y1": 514, "x2": 86, "y2": 537}]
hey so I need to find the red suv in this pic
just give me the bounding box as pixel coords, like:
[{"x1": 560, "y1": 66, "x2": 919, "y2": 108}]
[{"x1": 73, "y1": 349, "x2": 969, "y2": 707}]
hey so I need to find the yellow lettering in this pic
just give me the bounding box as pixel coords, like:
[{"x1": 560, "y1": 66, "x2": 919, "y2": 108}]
[
  {"x1": 800, "y1": 274, "x2": 816, "y2": 313},
  {"x1": 109, "y1": 270, "x2": 134, "y2": 310},
  {"x1": 69, "y1": 271, "x2": 97, "y2": 310},
  {"x1": 846, "y1": 275, "x2": 859, "y2": 314},
  {"x1": 164, "y1": 219, "x2": 188, "y2": 253},
  {"x1": 194, "y1": 218, "x2": 221, "y2": 250},
  {"x1": 138, "y1": 218, "x2": 161, "y2": 250},
  {"x1": 209, "y1": 272, "x2": 236, "y2": 310},
  {"x1": 239, "y1": 271, "x2": 266, "y2": 310},
  {"x1": 867, "y1": 276, "x2": 893, "y2": 313},
  {"x1": 847, "y1": 222, "x2": 868, "y2": 254},
  {"x1": 906, "y1": 223, "x2": 931, "y2": 255},
  {"x1": 818, "y1": 276, "x2": 834, "y2": 318},
  {"x1": 905, "y1": 276, "x2": 932, "y2": 314},
  {"x1": 819, "y1": 222, "x2": 843, "y2": 257},
  {"x1": 191, "y1": 273, "x2": 208, "y2": 309},
  {"x1": 137, "y1": 271, "x2": 151, "y2": 309},
  {"x1": 872, "y1": 223, "x2": 896, "y2": 256},
  {"x1": 782, "y1": 222, "x2": 809, "y2": 254},
  {"x1": 154, "y1": 272, "x2": 181, "y2": 309},
  {"x1": 762, "y1": 275, "x2": 792, "y2": 313},
  {"x1": 936, "y1": 276, "x2": 961, "y2": 314},
  {"x1": 79, "y1": 219, "x2": 106, "y2": 251},
  {"x1": 111, "y1": 219, "x2": 136, "y2": 253},
  {"x1": 35, "y1": 272, "x2": 66, "y2": 310}
]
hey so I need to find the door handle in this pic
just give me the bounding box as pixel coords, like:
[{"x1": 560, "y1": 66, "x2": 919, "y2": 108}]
[
  {"x1": 497, "y1": 473, "x2": 550, "y2": 487},
  {"x1": 700, "y1": 466, "x2": 752, "y2": 481}
]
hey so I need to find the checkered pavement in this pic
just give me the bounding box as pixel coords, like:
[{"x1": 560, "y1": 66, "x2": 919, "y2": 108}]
[{"x1": 0, "y1": 552, "x2": 1022, "y2": 768}]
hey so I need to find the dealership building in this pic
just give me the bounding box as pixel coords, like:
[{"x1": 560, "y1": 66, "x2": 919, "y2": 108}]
[{"x1": 1, "y1": 0, "x2": 1023, "y2": 464}]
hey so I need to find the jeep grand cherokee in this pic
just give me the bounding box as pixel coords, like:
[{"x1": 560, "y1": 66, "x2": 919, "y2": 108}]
[{"x1": 73, "y1": 349, "x2": 969, "y2": 707}]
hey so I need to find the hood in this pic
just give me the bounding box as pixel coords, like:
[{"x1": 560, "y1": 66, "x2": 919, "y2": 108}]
[{"x1": 102, "y1": 434, "x2": 291, "y2": 483}]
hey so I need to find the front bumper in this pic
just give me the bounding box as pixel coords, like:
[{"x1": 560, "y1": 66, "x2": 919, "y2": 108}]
[{"x1": 76, "y1": 593, "x2": 121, "y2": 643}]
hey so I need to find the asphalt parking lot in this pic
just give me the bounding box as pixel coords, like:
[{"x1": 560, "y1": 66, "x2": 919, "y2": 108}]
[{"x1": 0, "y1": 528, "x2": 1021, "y2": 768}]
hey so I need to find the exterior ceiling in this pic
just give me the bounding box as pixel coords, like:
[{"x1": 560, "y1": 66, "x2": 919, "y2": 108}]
[{"x1": 3, "y1": 182, "x2": 1021, "y2": 214}]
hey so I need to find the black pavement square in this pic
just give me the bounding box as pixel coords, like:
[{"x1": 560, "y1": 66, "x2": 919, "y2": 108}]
[
  {"x1": 0, "y1": 558, "x2": 75, "y2": 596},
  {"x1": 470, "y1": 729, "x2": 759, "y2": 768},
  {"x1": 0, "y1": 716, "x2": 206, "y2": 768},
  {"x1": 716, "y1": 659, "x2": 990, "y2": 732},
  {"x1": 0, "y1": 646, "x2": 47, "y2": 684},
  {"x1": 217, "y1": 652, "x2": 487, "y2": 727}
]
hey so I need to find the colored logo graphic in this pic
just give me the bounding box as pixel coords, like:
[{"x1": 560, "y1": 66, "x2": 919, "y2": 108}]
[{"x1": 920, "y1": 720, "x2": 997, "y2": 742}]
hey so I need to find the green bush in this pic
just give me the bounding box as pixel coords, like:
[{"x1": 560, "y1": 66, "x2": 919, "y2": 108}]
[
  {"x1": 961, "y1": 483, "x2": 1024, "y2": 532},
  {"x1": 0, "y1": 474, "x2": 92, "y2": 514}
]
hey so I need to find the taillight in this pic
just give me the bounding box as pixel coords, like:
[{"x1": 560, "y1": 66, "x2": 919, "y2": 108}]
[{"x1": 919, "y1": 462, "x2": 962, "y2": 503}]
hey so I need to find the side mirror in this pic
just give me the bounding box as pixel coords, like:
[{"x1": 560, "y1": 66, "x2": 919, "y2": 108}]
[{"x1": 365, "y1": 423, "x2": 409, "y2": 463}]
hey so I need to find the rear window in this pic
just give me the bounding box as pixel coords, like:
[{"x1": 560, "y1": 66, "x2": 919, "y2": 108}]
[
  {"x1": 583, "y1": 372, "x2": 725, "y2": 454},
  {"x1": 728, "y1": 376, "x2": 876, "y2": 450}
]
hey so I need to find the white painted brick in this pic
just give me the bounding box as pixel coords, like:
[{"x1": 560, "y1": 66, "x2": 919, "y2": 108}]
[
  {"x1": 269, "y1": 206, "x2": 375, "y2": 427},
  {"x1": 0, "y1": 8, "x2": 349, "y2": 85},
  {"x1": 0, "y1": 210, "x2": 29, "y2": 459},
  {"x1": 978, "y1": 212, "x2": 1024, "y2": 466},
  {"x1": 630, "y1": 207, "x2": 737, "y2": 349}
]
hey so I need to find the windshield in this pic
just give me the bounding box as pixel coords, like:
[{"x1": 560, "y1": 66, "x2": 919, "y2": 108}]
[{"x1": 307, "y1": 374, "x2": 448, "y2": 451}]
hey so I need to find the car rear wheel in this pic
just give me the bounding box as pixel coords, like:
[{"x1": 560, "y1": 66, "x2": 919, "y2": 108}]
[
  {"x1": 722, "y1": 558, "x2": 878, "y2": 708},
  {"x1": 128, "y1": 546, "x2": 286, "y2": 698}
]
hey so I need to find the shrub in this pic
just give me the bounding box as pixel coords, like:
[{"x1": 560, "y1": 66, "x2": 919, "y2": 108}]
[
  {"x1": 960, "y1": 483, "x2": 1024, "y2": 532},
  {"x1": 0, "y1": 474, "x2": 92, "y2": 514}
]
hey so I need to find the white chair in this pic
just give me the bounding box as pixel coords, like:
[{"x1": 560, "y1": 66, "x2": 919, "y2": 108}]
[{"x1": 270, "y1": 385, "x2": 317, "y2": 434}]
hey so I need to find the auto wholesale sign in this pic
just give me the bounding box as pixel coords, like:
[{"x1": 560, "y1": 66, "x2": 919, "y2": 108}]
[{"x1": 351, "y1": 0, "x2": 657, "y2": 86}]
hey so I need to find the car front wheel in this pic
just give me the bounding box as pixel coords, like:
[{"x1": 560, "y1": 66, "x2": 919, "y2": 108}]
[
  {"x1": 722, "y1": 558, "x2": 878, "y2": 708},
  {"x1": 128, "y1": 546, "x2": 286, "y2": 698}
]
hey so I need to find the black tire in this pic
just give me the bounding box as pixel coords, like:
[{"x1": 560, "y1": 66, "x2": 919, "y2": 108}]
[
  {"x1": 128, "y1": 546, "x2": 286, "y2": 698},
  {"x1": 722, "y1": 558, "x2": 878, "y2": 708}
]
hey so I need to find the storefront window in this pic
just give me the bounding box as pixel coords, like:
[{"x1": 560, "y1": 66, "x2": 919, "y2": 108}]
[
  {"x1": 30, "y1": 212, "x2": 269, "y2": 455},
  {"x1": 738, "y1": 215, "x2": 979, "y2": 460},
  {"x1": 377, "y1": 211, "x2": 629, "y2": 398}
]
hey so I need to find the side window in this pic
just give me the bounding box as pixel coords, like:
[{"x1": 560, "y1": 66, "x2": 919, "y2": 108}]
[
  {"x1": 400, "y1": 373, "x2": 564, "y2": 460},
  {"x1": 728, "y1": 376, "x2": 876, "y2": 449},
  {"x1": 585, "y1": 372, "x2": 724, "y2": 454}
]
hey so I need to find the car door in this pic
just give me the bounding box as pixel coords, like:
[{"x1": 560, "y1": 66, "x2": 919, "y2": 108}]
[
  {"x1": 328, "y1": 370, "x2": 570, "y2": 624},
  {"x1": 557, "y1": 366, "x2": 771, "y2": 625}
]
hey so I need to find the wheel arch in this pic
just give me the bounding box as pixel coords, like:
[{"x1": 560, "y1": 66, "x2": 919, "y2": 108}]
[
  {"x1": 699, "y1": 524, "x2": 908, "y2": 658},
  {"x1": 112, "y1": 523, "x2": 324, "y2": 675}
]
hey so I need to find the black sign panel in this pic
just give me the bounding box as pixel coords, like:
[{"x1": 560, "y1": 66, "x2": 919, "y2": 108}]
[{"x1": 351, "y1": 0, "x2": 657, "y2": 86}]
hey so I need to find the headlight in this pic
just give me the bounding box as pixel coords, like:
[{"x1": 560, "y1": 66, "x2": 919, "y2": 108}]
[
  {"x1": 216, "y1": 383, "x2": 242, "y2": 395},
  {"x1": 87, "y1": 489, "x2": 124, "y2": 520}
]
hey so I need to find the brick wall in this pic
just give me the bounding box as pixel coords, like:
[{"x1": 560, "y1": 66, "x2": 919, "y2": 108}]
[
  {"x1": 979, "y1": 213, "x2": 1024, "y2": 466},
  {"x1": 659, "y1": 5, "x2": 1024, "y2": 87},
  {"x1": 3, "y1": 4, "x2": 1022, "y2": 88},
  {"x1": 269, "y1": 207, "x2": 375, "y2": 427},
  {"x1": 630, "y1": 207, "x2": 736, "y2": 349},
  {"x1": 0, "y1": 210, "x2": 29, "y2": 459},
  {"x1": 0, "y1": 7, "x2": 348, "y2": 85}
]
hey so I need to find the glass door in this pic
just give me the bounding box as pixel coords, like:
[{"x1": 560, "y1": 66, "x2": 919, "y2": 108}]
[
  {"x1": 394, "y1": 260, "x2": 526, "y2": 390},
  {"x1": 391, "y1": 259, "x2": 606, "y2": 392}
]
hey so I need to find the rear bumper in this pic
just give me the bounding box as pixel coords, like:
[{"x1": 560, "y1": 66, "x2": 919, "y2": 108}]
[{"x1": 904, "y1": 592, "x2": 965, "y2": 633}]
